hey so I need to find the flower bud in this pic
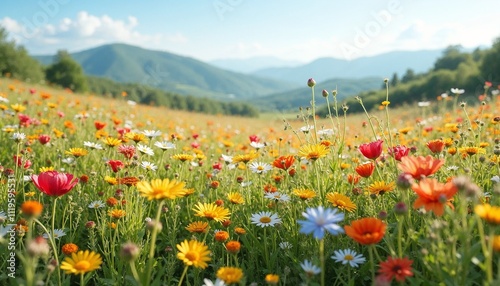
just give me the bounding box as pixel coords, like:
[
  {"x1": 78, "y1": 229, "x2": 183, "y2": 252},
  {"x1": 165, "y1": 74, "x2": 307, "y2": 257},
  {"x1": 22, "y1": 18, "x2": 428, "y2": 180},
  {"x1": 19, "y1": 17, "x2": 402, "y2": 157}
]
[
  {"x1": 120, "y1": 242, "x2": 140, "y2": 262},
  {"x1": 307, "y1": 78, "x2": 316, "y2": 87}
]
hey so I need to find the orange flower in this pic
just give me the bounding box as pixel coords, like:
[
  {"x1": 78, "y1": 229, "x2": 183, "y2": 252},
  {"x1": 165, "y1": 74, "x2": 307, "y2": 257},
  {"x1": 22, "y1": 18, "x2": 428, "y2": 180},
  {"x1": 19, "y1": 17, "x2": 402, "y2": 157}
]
[
  {"x1": 61, "y1": 243, "x2": 79, "y2": 255},
  {"x1": 344, "y1": 218, "x2": 386, "y2": 245},
  {"x1": 475, "y1": 204, "x2": 500, "y2": 225},
  {"x1": 411, "y1": 178, "x2": 457, "y2": 216},
  {"x1": 21, "y1": 201, "x2": 44, "y2": 217},
  {"x1": 215, "y1": 230, "x2": 229, "y2": 242},
  {"x1": 398, "y1": 155, "x2": 444, "y2": 179},
  {"x1": 426, "y1": 139, "x2": 445, "y2": 153},
  {"x1": 272, "y1": 155, "x2": 295, "y2": 170},
  {"x1": 225, "y1": 241, "x2": 241, "y2": 253},
  {"x1": 355, "y1": 162, "x2": 375, "y2": 178}
]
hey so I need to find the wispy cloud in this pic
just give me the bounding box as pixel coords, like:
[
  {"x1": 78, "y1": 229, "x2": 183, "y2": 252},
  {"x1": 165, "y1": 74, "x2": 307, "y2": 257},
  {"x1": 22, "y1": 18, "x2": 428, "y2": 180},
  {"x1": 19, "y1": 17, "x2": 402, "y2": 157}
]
[{"x1": 0, "y1": 11, "x2": 188, "y2": 54}]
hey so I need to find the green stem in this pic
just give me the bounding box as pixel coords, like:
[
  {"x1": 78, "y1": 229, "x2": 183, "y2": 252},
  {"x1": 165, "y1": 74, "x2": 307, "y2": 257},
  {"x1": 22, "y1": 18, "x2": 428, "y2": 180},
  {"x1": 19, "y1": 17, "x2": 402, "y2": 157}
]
[
  {"x1": 177, "y1": 266, "x2": 189, "y2": 286},
  {"x1": 129, "y1": 261, "x2": 142, "y2": 286},
  {"x1": 80, "y1": 273, "x2": 85, "y2": 286},
  {"x1": 143, "y1": 200, "x2": 165, "y2": 285},
  {"x1": 369, "y1": 245, "x2": 376, "y2": 284},
  {"x1": 320, "y1": 239, "x2": 325, "y2": 286},
  {"x1": 310, "y1": 86, "x2": 318, "y2": 144},
  {"x1": 33, "y1": 218, "x2": 61, "y2": 286},
  {"x1": 51, "y1": 198, "x2": 62, "y2": 286}
]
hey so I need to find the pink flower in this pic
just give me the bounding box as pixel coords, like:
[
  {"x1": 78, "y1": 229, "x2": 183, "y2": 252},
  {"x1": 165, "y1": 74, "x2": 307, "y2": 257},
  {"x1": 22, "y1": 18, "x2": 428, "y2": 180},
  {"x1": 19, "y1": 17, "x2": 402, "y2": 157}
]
[
  {"x1": 388, "y1": 145, "x2": 410, "y2": 161},
  {"x1": 14, "y1": 155, "x2": 31, "y2": 169},
  {"x1": 359, "y1": 140, "x2": 383, "y2": 160},
  {"x1": 31, "y1": 171, "x2": 78, "y2": 197},
  {"x1": 249, "y1": 135, "x2": 260, "y2": 143}
]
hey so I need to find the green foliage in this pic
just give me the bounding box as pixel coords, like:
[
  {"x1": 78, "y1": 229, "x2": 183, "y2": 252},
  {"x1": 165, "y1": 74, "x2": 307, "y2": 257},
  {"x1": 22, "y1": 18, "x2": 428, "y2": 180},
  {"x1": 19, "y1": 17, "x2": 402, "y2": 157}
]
[
  {"x1": 45, "y1": 50, "x2": 88, "y2": 92},
  {"x1": 0, "y1": 27, "x2": 44, "y2": 82},
  {"x1": 480, "y1": 37, "x2": 500, "y2": 81},
  {"x1": 86, "y1": 76, "x2": 259, "y2": 117},
  {"x1": 433, "y1": 45, "x2": 472, "y2": 71}
]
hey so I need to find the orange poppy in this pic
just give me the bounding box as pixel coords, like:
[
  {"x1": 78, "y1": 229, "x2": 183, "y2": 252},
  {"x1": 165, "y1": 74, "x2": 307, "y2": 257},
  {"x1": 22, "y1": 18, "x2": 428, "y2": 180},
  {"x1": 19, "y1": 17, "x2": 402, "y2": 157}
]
[
  {"x1": 355, "y1": 162, "x2": 375, "y2": 178},
  {"x1": 426, "y1": 139, "x2": 445, "y2": 153},
  {"x1": 272, "y1": 155, "x2": 295, "y2": 170},
  {"x1": 398, "y1": 155, "x2": 444, "y2": 179},
  {"x1": 344, "y1": 217, "x2": 386, "y2": 245},
  {"x1": 411, "y1": 178, "x2": 458, "y2": 216}
]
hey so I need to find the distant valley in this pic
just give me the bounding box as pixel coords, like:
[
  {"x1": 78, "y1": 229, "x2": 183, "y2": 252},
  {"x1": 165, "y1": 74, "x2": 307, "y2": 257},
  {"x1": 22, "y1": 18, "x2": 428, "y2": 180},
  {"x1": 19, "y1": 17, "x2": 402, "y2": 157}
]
[{"x1": 34, "y1": 44, "x2": 444, "y2": 111}]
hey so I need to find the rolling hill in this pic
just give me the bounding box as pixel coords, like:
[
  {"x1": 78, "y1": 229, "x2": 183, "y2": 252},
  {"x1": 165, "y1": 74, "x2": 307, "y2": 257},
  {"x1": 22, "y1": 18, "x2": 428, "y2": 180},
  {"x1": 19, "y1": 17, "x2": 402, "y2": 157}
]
[
  {"x1": 33, "y1": 43, "x2": 296, "y2": 99},
  {"x1": 251, "y1": 77, "x2": 383, "y2": 111},
  {"x1": 252, "y1": 50, "x2": 444, "y2": 85}
]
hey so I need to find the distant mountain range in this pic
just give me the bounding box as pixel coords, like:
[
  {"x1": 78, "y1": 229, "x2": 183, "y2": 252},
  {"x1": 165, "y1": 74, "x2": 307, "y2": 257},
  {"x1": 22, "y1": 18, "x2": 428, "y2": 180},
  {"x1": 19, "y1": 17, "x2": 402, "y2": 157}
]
[
  {"x1": 33, "y1": 44, "x2": 295, "y2": 99},
  {"x1": 251, "y1": 77, "x2": 383, "y2": 111},
  {"x1": 33, "y1": 44, "x2": 445, "y2": 110},
  {"x1": 252, "y1": 50, "x2": 444, "y2": 85},
  {"x1": 210, "y1": 56, "x2": 303, "y2": 74}
]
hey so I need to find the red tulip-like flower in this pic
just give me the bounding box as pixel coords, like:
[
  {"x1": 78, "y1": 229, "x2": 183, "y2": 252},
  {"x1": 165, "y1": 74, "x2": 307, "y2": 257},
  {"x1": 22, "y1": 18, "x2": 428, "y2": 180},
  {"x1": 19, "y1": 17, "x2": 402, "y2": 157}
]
[
  {"x1": 31, "y1": 171, "x2": 78, "y2": 197},
  {"x1": 38, "y1": 134, "x2": 51, "y2": 145},
  {"x1": 388, "y1": 145, "x2": 410, "y2": 161},
  {"x1": 359, "y1": 140, "x2": 383, "y2": 160},
  {"x1": 107, "y1": 160, "x2": 125, "y2": 173}
]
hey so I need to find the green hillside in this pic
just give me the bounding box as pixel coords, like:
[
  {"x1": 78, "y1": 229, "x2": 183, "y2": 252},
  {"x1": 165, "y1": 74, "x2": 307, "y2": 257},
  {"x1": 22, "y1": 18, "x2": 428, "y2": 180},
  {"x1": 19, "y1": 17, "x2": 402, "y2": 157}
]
[
  {"x1": 252, "y1": 77, "x2": 383, "y2": 111},
  {"x1": 34, "y1": 43, "x2": 296, "y2": 99},
  {"x1": 318, "y1": 41, "x2": 500, "y2": 115}
]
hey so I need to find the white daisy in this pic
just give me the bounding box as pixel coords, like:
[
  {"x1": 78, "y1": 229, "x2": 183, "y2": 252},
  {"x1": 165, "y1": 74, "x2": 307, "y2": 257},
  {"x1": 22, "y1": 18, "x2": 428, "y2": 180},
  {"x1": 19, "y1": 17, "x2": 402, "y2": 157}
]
[
  {"x1": 202, "y1": 278, "x2": 226, "y2": 286},
  {"x1": 137, "y1": 144, "x2": 154, "y2": 156},
  {"x1": 447, "y1": 165, "x2": 459, "y2": 171},
  {"x1": 88, "y1": 200, "x2": 105, "y2": 209},
  {"x1": 11, "y1": 132, "x2": 26, "y2": 142},
  {"x1": 300, "y1": 125, "x2": 314, "y2": 133},
  {"x1": 250, "y1": 141, "x2": 265, "y2": 149},
  {"x1": 264, "y1": 192, "x2": 290, "y2": 202},
  {"x1": 83, "y1": 141, "x2": 104, "y2": 150},
  {"x1": 331, "y1": 249, "x2": 366, "y2": 268},
  {"x1": 317, "y1": 129, "x2": 335, "y2": 136},
  {"x1": 127, "y1": 100, "x2": 137, "y2": 106},
  {"x1": 492, "y1": 176, "x2": 500, "y2": 183},
  {"x1": 418, "y1": 101, "x2": 430, "y2": 107},
  {"x1": 450, "y1": 88, "x2": 465, "y2": 94},
  {"x1": 221, "y1": 154, "x2": 233, "y2": 163},
  {"x1": 249, "y1": 162, "x2": 272, "y2": 174},
  {"x1": 43, "y1": 229, "x2": 66, "y2": 240},
  {"x1": 300, "y1": 259, "x2": 321, "y2": 276},
  {"x1": 141, "y1": 161, "x2": 158, "y2": 171},
  {"x1": 154, "y1": 141, "x2": 176, "y2": 150},
  {"x1": 61, "y1": 157, "x2": 75, "y2": 165},
  {"x1": 0, "y1": 96, "x2": 9, "y2": 103},
  {"x1": 250, "y1": 211, "x2": 281, "y2": 228},
  {"x1": 142, "y1": 130, "x2": 162, "y2": 138},
  {"x1": 279, "y1": 241, "x2": 292, "y2": 250}
]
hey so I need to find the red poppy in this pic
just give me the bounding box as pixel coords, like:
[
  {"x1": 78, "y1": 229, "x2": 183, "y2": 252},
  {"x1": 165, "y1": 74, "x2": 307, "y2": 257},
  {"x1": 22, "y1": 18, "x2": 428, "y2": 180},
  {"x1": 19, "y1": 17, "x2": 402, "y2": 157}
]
[
  {"x1": 272, "y1": 155, "x2": 295, "y2": 170},
  {"x1": 426, "y1": 139, "x2": 445, "y2": 153},
  {"x1": 38, "y1": 134, "x2": 51, "y2": 145},
  {"x1": 388, "y1": 145, "x2": 410, "y2": 161},
  {"x1": 31, "y1": 171, "x2": 78, "y2": 197},
  {"x1": 378, "y1": 256, "x2": 414, "y2": 283},
  {"x1": 107, "y1": 160, "x2": 125, "y2": 173},
  {"x1": 359, "y1": 140, "x2": 383, "y2": 160},
  {"x1": 355, "y1": 162, "x2": 375, "y2": 178},
  {"x1": 249, "y1": 135, "x2": 259, "y2": 142},
  {"x1": 94, "y1": 121, "x2": 106, "y2": 130}
]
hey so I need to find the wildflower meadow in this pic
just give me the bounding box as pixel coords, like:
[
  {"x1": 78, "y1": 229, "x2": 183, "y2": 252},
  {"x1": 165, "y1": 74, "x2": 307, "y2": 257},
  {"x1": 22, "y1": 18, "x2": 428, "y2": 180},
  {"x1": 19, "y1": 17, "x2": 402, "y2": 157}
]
[{"x1": 1, "y1": 77, "x2": 500, "y2": 286}]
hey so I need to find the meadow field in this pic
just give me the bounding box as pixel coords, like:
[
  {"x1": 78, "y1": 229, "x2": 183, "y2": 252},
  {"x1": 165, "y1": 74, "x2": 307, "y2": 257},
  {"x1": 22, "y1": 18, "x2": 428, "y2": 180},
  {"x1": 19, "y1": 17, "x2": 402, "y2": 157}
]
[{"x1": 1, "y1": 77, "x2": 499, "y2": 286}]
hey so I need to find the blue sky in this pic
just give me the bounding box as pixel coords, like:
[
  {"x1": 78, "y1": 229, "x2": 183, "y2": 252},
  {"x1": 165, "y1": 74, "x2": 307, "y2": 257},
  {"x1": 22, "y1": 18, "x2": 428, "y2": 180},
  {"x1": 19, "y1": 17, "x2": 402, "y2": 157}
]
[{"x1": 1, "y1": 0, "x2": 499, "y2": 62}]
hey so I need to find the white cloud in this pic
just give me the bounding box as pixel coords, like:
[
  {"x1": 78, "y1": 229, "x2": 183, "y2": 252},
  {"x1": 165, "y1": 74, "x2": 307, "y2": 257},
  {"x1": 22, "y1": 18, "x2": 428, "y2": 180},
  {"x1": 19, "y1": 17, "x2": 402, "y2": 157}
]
[{"x1": 0, "y1": 11, "x2": 188, "y2": 55}]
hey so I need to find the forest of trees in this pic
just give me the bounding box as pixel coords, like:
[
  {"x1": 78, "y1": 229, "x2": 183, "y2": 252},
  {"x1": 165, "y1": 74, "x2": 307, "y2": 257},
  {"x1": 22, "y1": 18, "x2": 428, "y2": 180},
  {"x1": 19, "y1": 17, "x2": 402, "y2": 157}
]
[
  {"x1": 318, "y1": 39, "x2": 500, "y2": 115},
  {"x1": 0, "y1": 27, "x2": 259, "y2": 117}
]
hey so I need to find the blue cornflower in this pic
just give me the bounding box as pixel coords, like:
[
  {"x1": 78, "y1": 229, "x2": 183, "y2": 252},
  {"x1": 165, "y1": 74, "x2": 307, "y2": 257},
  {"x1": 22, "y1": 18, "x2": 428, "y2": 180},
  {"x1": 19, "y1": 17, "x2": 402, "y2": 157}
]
[{"x1": 297, "y1": 206, "x2": 344, "y2": 239}]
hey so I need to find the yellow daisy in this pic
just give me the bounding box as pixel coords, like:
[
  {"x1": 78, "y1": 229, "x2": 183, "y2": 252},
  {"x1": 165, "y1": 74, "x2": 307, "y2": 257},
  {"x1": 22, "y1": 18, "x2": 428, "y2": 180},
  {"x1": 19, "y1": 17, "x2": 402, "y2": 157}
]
[
  {"x1": 193, "y1": 202, "x2": 231, "y2": 222},
  {"x1": 60, "y1": 250, "x2": 102, "y2": 275},
  {"x1": 136, "y1": 179, "x2": 187, "y2": 200},
  {"x1": 176, "y1": 239, "x2": 211, "y2": 269},
  {"x1": 326, "y1": 193, "x2": 357, "y2": 212},
  {"x1": 298, "y1": 144, "x2": 329, "y2": 161}
]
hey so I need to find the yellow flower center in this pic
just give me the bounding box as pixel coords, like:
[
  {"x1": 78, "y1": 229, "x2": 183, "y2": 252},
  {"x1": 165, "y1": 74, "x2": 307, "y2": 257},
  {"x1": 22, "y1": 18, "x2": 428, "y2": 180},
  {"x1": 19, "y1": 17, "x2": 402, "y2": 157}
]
[
  {"x1": 185, "y1": 251, "x2": 198, "y2": 262},
  {"x1": 260, "y1": 216, "x2": 271, "y2": 223},
  {"x1": 344, "y1": 254, "x2": 354, "y2": 261},
  {"x1": 257, "y1": 166, "x2": 264, "y2": 171},
  {"x1": 204, "y1": 211, "x2": 216, "y2": 220},
  {"x1": 74, "y1": 261, "x2": 90, "y2": 271}
]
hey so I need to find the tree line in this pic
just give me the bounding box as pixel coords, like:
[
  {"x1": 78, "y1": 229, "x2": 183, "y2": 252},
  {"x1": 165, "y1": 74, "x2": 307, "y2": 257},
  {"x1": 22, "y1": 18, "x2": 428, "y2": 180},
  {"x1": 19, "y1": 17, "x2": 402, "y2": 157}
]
[
  {"x1": 318, "y1": 38, "x2": 500, "y2": 115},
  {"x1": 0, "y1": 27, "x2": 259, "y2": 117}
]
